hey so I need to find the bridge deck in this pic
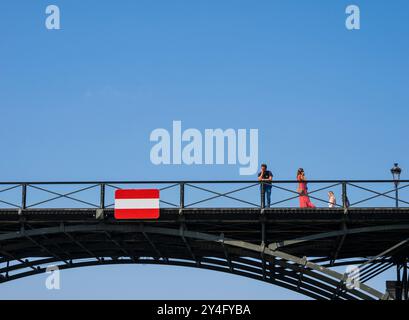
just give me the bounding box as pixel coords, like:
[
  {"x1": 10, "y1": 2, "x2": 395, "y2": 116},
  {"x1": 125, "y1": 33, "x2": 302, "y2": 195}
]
[{"x1": 1, "y1": 207, "x2": 409, "y2": 259}]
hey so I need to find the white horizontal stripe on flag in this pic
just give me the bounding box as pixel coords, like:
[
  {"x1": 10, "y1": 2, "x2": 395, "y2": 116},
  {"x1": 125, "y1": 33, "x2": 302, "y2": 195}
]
[{"x1": 115, "y1": 198, "x2": 159, "y2": 209}]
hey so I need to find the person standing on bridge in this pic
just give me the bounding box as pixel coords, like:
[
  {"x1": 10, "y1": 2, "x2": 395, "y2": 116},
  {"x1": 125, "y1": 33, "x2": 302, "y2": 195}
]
[
  {"x1": 297, "y1": 168, "x2": 315, "y2": 208},
  {"x1": 328, "y1": 191, "x2": 336, "y2": 208},
  {"x1": 258, "y1": 164, "x2": 273, "y2": 208}
]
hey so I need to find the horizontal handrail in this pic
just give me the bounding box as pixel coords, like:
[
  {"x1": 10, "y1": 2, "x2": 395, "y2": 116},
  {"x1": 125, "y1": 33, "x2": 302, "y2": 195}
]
[
  {"x1": 0, "y1": 180, "x2": 408, "y2": 185},
  {"x1": 0, "y1": 180, "x2": 407, "y2": 210}
]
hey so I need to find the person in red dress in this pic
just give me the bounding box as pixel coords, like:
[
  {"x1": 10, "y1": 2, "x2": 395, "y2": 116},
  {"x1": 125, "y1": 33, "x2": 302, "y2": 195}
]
[{"x1": 297, "y1": 168, "x2": 315, "y2": 208}]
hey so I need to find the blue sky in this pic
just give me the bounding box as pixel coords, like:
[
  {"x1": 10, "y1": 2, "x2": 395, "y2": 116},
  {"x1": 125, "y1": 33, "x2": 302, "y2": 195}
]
[{"x1": 0, "y1": 0, "x2": 408, "y2": 299}]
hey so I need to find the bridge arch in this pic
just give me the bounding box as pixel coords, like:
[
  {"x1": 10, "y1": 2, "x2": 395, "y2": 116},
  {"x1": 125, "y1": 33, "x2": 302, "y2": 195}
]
[{"x1": 0, "y1": 223, "x2": 389, "y2": 300}]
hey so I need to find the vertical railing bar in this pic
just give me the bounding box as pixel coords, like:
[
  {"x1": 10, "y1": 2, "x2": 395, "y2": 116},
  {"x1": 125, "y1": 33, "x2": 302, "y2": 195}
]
[
  {"x1": 100, "y1": 183, "x2": 105, "y2": 209},
  {"x1": 342, "y1": 182, "x2": 347, "y2": 210},
  {"x1": 180, "y1": 182, "x2": 185, "y2": 210},
  {"x1": 21, "y1": 184, "x2": 27, "y2": 210}
]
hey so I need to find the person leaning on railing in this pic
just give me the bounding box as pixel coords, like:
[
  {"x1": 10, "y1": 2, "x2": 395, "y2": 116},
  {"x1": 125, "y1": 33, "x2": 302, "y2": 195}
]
[{"x1": 258, "y1": 163, "x2": 273, "y2": 208}]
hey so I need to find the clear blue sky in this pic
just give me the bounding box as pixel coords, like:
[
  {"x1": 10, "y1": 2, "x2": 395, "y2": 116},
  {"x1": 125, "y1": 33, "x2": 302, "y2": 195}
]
[{"x1": 0, "y1": 0, "x2": 408, "y2": 299}]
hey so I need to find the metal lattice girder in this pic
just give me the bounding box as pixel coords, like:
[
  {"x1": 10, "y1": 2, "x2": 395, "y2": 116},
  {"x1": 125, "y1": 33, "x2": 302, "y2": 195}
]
[
  {"x1": 102, "y1": 231, "x2": 139, "y2": 263},
  {"x1": 141, "y1": 228, "x2": 167, "y2": 262},
  {"x1": 268, "y1": 224, "x2": 409, "y2": 251}
]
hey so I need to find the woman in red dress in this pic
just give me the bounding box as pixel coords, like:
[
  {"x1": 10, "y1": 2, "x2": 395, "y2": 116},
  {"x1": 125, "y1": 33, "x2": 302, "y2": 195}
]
[{"x1": 297, "y1": 168, "x2": 315, "y2": 208}]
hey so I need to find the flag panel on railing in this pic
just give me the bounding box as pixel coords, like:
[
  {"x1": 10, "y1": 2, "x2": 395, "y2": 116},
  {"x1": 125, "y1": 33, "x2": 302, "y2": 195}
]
[{"x1": 114, "y1": 189, "x2": 160, "y2": 219}]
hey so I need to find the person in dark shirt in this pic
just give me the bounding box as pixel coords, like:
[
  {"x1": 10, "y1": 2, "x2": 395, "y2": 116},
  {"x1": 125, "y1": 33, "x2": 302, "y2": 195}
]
[{"x1": 258, "y1": 163, "x2": 273, "y2": 208}]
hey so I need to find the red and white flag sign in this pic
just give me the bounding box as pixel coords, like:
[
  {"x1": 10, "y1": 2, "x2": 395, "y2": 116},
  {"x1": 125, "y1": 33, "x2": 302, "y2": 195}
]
[{"x1": 114, "y1": 189, "x2": 160, "y2": 220}]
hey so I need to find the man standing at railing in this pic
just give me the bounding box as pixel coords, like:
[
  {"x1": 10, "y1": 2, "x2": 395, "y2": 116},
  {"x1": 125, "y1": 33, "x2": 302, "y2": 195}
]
[{"x1": 258, "y1": 164, "x2": 273, "y2": 208}]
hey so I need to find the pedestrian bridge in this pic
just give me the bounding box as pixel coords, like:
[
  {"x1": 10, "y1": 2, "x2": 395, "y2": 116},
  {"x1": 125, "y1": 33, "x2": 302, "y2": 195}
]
[{"x1": 1, "y1": 180, "x2": 409, "y2": 300}]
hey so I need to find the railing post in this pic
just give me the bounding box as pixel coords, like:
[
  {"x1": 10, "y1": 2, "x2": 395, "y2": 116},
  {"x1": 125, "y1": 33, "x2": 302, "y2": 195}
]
[
  {"x1": 180, "y1": 182, "x2": 185, "y2": 209},
  {"x1": 100, "y1": 183, "x2": 105, "y2": 209},
  {"x1": 342, "y1": 182, "x2": 347, "y2": 210},
  {"x1": 21, "y1": 184, "x2": 27, "y2": 210},
  {"x1": 402, "y1": 258, "x2": 408, "y2": 300},
  {"x1": 260, "y1": 182, "x2": 265, "y2": 209}
]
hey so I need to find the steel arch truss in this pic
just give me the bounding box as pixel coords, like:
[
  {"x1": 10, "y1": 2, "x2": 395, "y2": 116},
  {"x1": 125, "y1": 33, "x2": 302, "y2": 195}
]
[{"x1": 0, "y1": 224, "x2": 389, "y2": 300}]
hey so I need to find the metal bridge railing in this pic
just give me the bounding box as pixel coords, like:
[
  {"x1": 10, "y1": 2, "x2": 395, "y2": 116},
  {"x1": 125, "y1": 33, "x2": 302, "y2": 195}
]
[{"x1": 0, "y1": 180, "x2": 408, "y2": 210}]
